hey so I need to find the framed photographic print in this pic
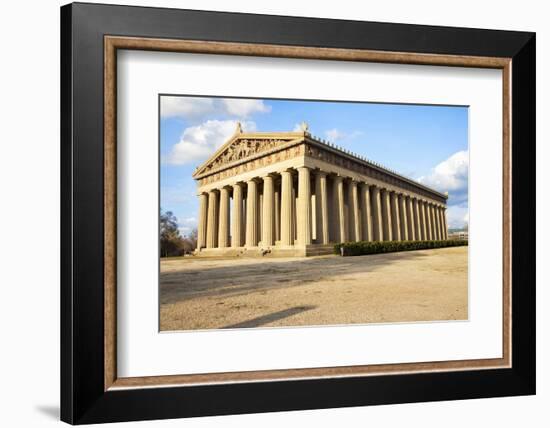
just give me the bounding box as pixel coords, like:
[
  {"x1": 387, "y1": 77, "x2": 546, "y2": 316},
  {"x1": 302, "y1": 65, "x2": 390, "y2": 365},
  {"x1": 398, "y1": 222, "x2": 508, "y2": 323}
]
[{"x1": 60, "y1": 2, "x2": 536, "y2": 424}]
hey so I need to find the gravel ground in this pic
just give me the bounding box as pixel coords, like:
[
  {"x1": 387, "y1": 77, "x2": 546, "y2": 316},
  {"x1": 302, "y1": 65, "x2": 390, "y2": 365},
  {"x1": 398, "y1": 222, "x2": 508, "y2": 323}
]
[{"x1": 160, "y1": 246, "x2": 468, "y2": 331}]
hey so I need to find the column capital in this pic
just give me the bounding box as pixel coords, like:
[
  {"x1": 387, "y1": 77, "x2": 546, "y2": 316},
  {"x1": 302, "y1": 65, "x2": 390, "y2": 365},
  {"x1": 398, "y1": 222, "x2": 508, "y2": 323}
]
[{"x1": 314, "y1": 169, "x2": 327, "y2": 177}]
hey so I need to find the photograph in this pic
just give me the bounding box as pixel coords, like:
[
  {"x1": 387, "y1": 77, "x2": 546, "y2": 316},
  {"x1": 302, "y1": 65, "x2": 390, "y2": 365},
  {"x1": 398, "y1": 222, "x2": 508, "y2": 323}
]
[
  {"x1": 159, "y1": 95, "x2": 469, "y2": 331},
  {"x1": 55, "y1": 2, "x2": 536, "y2": 424}
]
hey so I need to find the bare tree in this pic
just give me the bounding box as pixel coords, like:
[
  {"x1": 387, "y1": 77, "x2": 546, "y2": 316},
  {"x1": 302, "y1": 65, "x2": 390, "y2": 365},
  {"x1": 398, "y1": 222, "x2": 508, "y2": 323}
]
[
  {"x1": 182, "y1": 229, "x2": 198, "y2": 254},
  {"x1": 160, "y1": 209, "x2": 185, "y2": 257}
]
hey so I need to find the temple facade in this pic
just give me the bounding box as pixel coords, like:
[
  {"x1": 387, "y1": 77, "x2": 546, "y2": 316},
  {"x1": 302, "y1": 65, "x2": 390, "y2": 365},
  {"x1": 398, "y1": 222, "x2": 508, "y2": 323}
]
[{"x1": 192, "y1": 123, "x2": 448, "y2": 257}]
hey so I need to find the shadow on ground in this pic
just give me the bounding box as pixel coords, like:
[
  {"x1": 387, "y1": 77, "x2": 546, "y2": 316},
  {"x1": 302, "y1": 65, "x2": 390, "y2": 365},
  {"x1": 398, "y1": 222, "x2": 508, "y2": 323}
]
[
  {"x1": 222, "y1": 305, "x2": 316, "y2": 328},
  {"x1": 160, "y1": 251, "x2": 431, "y2": 305}
]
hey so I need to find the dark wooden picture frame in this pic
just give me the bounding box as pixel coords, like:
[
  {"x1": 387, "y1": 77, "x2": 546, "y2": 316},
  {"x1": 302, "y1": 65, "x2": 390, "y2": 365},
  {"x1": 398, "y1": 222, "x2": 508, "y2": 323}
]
[{"x1": 61, "y1": 2, "x2": 535, "y2": 424}]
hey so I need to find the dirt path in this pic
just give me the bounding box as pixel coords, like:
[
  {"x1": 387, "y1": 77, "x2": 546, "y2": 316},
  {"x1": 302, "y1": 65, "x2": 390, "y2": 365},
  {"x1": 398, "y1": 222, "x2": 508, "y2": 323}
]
[{"x1": 160, "y1": 246, "x2": 468, "y2": 331}]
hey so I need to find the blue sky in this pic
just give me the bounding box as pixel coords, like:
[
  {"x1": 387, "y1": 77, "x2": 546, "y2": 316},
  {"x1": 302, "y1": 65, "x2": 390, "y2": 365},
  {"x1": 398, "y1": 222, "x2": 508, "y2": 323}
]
[{"x1": 160, "y1": 96, "x2": 469, "y2": 235}]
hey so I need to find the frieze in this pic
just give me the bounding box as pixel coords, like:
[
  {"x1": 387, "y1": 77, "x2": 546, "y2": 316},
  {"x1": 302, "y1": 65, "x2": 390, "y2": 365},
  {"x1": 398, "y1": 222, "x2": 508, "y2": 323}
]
[
  {"x1": 199, "y1": 143, "x2": 305, "y2": 186},
  {"x1": 305, "y1": 143, "x2": 445, "y2": 203},
  {"x1": 200, "y1": 138, "x2": 291, "y2": 175},
  {"x1": 198, "y1": 140, "x2": 444, "y2": 203}
]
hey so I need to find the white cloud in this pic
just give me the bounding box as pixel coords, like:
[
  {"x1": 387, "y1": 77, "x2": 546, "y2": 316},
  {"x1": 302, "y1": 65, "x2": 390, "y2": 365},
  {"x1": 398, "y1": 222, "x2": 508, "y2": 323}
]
[
  {"x1": 418, "y1": 150, "x2": 469, "y2": 229},
  {"x1": 221, "y1": 99, "x2": 270, "y2": 117},
  {"x1": 419, "y1": 150, "x2": 468, "y2": 192},
  {"x1": 447, "y1": 205, "x2": 469, "y2": 230},
  {"x1": 324, "y1": 128, "x2": 363, "y2": 142},
  {"x1": 161, "y1": 97, "x2": 215, "y2": 119},
  {"x1": 164, "y1": 120, "x2": 256, "y2": 165},
  {"x1": 161, "y1": 96, "x2": 270, "y2": 120},
  {"x1": 178, "y1": 216, "x2": 198, "y2": 236},
  {"x1": 418, "y1": 150, "x2": 468, "y2": 206},
  {"x1": 325, "y1": 128, "x2": 346, "y2": 141}
]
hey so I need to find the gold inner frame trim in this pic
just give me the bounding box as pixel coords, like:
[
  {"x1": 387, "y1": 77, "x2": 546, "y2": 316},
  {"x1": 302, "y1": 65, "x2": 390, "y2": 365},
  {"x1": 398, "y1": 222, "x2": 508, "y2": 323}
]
[{"x1": 104, "y1": 35, "x2": 512, "y2": 391}]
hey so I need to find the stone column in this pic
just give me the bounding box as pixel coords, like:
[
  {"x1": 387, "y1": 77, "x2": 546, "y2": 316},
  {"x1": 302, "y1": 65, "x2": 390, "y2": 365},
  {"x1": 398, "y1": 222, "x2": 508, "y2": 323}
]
[
  {"x1": 431, "y1": 204, "x2": 439, "y2": 240},
  {"x1": 231, "y1": 184, "x2": 243, "y2": 247},
  {"x1": 435, "y1": 206, "x2": 442, "y2": 240},
  {"x1": 371, "y1": 186, "x2": 383, "y2": 241},
  {"x1": 390, "y1": 191, "x2": 401, "y2": 241},
  {"x1": 418, "y1": 199, "x2": 427, "y2": 241},
  {"x1": 206, "y1": 190, "x2": 218, "y2": 248},
  {"x1": 218, "y1": 187, "x2": 230, "y2": 247},
  {"x1": 280, "y1": 170, "x2": 293, "y2": 245},
  {"x1": 381, "y1": 189, "x2": 393, "y2": 241},
  {"x1": 433, "y1": 205, "x2": 441, "y2": 240},
  {"x1": 426, "y1": 202, "x2": 435, "y2": 241},
  {"x1": 413, "y1": 197, "x2": 421, "y2": 241},
  {"x1": 439, "y1": 206, "x2": 446, "y2": 240},
  {"x1": 297, "y1": 167, "x2": 312, "y2": 246},
  {"x1": 360, "y1": 183, "x2": 373, "y2": 241},
  {"x1": 274, "y1": 186, "x2": 280, "y2": 242},
  {"x1": 258, "y1": 193, "x2": 263, "y2": 241},
  {"x1": 315, "y1": 171, "x2": 329, "y2": 244},
  {"x1": 332, "y1": 176, "x2": 346, "y2": 243},
  {"x1": 428, "y1": 204, "x2": 435, "y2": 240},
  {"x1": 425, "y1": 202, "x2": 433, "y2": 240},
  {"x1": 440, "y1": 206, "x2": 445, "y2": 239},
  {"x1": 241, "y1": 192, "x2": 248, "y2": 242},
  {"x1": 349, "y1": 180, "x2": 361, "y2": 241},
  {"x1": 292, "y1": 182, "x2": 297, "y2": 242},
  {"x1": 419, "y1": 200, "x2": 428, "y2": 240},
  {"x1": 406, "y1": 195, "x2": 415, "y2": 241},
  {"x1": 245, "y1": 179, "x2": 259, "y2": 247},
  {"x1": 443, "y1": 208, "x2": 449, "y2": 239},
  {"x1": 399, "y1": 193, "x2": 409, "y2": 241},
  {"x1": 197, "y1": 193, "x2": 208, "y2": 250},
  {"x1": 262, "y1": 174, "x2": 275, "y2": 246}
]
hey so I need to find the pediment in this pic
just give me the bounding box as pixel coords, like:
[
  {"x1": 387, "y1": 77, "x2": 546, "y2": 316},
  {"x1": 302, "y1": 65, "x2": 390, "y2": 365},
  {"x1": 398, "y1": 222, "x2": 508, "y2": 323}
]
[{"x1": 193, "y1": 131, "x2": 304, "y2": 178}]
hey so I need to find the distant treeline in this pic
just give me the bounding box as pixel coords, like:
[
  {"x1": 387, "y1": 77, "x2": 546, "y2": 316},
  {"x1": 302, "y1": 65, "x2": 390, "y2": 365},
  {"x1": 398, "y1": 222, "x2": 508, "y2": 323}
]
[{"x1": 160, "y1": 209, "x2": 197, "y2": 257}]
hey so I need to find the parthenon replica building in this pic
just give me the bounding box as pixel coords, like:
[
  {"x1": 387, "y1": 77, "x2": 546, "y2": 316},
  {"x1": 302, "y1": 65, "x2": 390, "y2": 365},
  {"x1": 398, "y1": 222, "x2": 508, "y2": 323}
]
[{"x1": 193, "y1": 123, "x2": 448, "y2": 257}]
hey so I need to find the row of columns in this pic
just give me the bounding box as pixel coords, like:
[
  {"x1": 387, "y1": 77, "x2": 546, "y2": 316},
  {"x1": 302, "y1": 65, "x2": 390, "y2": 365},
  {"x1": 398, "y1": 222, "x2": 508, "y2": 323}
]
[{"x1": 197, "y1": 167, "x2": 448, "y2": 250}]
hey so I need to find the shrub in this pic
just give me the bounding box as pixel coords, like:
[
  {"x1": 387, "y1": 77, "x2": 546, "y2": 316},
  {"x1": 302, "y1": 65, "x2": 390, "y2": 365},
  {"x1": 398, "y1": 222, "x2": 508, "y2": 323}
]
[{"x1": 334, "y1": 240, "x2": 468, "y2": 256}]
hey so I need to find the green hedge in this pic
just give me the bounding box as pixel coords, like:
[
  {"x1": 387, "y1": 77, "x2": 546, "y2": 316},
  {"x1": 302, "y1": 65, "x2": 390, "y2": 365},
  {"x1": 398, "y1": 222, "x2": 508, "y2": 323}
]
[{"x1": 334, "y1": 239, "x2": 468, "y2": 256}]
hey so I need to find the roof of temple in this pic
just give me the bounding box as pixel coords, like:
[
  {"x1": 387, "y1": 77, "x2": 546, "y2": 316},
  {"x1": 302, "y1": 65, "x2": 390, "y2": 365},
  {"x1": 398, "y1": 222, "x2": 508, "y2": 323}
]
[{"x1": 193, "y1": 123, "x2": 447, "y2": 200}]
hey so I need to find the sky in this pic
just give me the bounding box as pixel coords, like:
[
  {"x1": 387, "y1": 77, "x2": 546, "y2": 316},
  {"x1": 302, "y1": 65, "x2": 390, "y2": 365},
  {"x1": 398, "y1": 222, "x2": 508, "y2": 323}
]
[{"x1": 160, "y1": 96, "x2": 469, "y2": 236}]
